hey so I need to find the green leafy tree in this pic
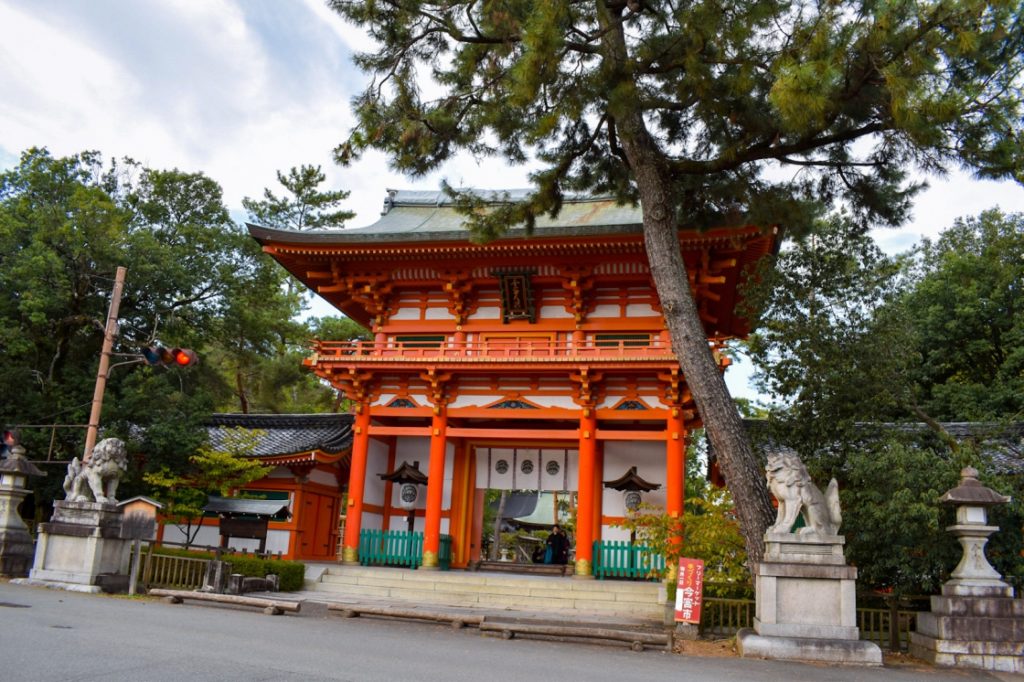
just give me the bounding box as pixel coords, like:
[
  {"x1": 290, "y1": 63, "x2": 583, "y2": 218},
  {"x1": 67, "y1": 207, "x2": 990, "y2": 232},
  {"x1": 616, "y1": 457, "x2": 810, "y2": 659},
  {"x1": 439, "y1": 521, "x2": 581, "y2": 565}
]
[
  {"x1": 242, "y1": 165, "x2": 354, "y2": 231},
  {"x1": 0, "y1": 148, "x2": 306, "y2": 505},
  {"x1": 330, "y1": 0, "x2": 1024, "y2": 565},
  {"x1": 841, "y1": 439, "x2": 962, "y2": 597},
  {"x1": 901, "y1": 210, "x2": 1024, "y2": 420},
  {"x1": 742, "y1": 214, "x2": 917, "y2": 459},
  {"x1": 144, "y1": 428, "x2": 272, "y2": 548}
]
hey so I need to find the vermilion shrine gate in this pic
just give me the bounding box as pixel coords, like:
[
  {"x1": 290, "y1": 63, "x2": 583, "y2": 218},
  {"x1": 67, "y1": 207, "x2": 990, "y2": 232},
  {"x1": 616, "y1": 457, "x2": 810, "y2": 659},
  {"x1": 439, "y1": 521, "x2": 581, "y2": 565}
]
[{"x1": 248, "y1": 190, "x2": 776, "y2": 576}]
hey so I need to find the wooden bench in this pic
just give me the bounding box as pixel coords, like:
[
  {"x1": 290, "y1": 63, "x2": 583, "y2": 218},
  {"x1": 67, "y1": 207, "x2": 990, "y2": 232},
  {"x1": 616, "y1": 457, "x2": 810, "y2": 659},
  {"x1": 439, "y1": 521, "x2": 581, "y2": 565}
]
[
  {"x1": 327, "y1": 602, "x2": 484, "y2": 629},
  {"x1": 149, "y1": 589, "x2": 301, "y2": 615}
]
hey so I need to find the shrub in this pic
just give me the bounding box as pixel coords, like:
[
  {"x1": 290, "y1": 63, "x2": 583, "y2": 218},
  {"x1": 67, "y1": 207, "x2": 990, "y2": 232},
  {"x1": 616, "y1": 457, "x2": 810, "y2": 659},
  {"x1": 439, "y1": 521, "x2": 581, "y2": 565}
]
[
  {"x1": 226, "y1": 555, "x2": 305, "y2": 592},
  {"x1": 150, "y1": 545, "x2": 305, "y2": 591}
]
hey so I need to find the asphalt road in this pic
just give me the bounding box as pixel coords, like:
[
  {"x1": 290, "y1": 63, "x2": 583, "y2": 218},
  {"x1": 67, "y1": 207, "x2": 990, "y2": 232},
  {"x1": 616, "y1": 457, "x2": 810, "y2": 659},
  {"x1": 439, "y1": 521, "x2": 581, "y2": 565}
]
[{"x1": 0, "y1": 582, "x2": 1014, "y2": 682}]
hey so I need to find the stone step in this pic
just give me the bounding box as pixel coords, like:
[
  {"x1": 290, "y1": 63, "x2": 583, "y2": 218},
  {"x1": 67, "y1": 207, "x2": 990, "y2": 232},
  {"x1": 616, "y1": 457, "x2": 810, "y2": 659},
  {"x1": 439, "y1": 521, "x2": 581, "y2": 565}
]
[
  {"x1": 309, "y1": 565, "x2": 663, "y2": 618},
  {"x1": 474, "y1": 560, "x2": 570, "y2": 577}
]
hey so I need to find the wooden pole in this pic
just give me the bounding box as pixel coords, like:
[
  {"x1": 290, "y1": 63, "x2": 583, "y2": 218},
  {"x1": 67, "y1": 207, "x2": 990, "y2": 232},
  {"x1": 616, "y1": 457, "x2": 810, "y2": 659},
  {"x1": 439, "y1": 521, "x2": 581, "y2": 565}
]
[{"x1": 83, "y1": 266, "x2": 126, "y2": 463}]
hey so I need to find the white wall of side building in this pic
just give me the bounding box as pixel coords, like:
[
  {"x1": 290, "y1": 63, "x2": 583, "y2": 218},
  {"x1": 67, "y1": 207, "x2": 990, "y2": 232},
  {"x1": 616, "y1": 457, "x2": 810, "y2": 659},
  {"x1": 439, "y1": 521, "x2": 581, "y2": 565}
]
[{"x1": 160, "y1": 524, "x2": 291, "y2": 556}]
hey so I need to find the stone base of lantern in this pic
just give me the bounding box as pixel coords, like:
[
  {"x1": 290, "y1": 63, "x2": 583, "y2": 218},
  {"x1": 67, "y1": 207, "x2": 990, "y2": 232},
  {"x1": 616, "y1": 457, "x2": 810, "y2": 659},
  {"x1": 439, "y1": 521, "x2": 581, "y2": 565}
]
[{"x1": 909, "y1": 584, "x2": 1024, "y2": 673}]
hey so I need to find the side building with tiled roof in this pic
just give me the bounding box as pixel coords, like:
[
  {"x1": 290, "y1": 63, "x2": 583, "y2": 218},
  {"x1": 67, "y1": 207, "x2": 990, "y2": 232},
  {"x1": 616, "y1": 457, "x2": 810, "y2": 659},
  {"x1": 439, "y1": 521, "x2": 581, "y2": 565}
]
[{"x1": 158, "y1": 413, "x2": 353, "y2": 561}]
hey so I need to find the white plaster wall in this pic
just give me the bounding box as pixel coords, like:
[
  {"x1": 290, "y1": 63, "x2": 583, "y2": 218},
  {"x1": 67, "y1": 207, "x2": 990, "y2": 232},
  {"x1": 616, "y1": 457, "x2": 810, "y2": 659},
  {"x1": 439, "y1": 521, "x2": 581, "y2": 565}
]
[
  {"x1": 443, "y1": 443, "x2": 455, "y2": 508},
  {"x1": 395, "y1": 437, "x2": 431, "y2": 470},
  {"x1": 529, "y1": 395, "x2": 581, "y2": 409},
  {"x1": 390, "y1": 307, "x2": 420, "y2": 320},
  {"x1": 539, "y1": 305, "x2": 573, "y2": 319},
  {"x1": 448, "y1": 393, "x2": 579, "y2": 410},
  {"x1": 222, "y1": 530, "x2": 290, "y2": 556},
  {"x1": 361, "y1": 511, "x2": 383, "y2": 531},
  {"x1": 159, "y1": 525, "x2": 290, "y2": 556},
  {"x1": 625, "y1": 302, "x2": 659, "y2": 317},
  {"x1": 602, "y1": 440, "x2": 668, "y2": 516},
  {"x1": 424, "y1": 307, "x2": 453, "y2": 320},
  {"x1": 161, "y1": 523, "x2": 219, "y2": 548},
  {"x1": 601, "y1": 525, "x2": 632, "y2": 543},
  {"x1": 362, "y1": 438, "x2": 391, "y2": 506},
  {"x1": 474, "y1": 306, "x2": 500, "y2": 319},
  {"x1": 590, "y1": 304, "x2": 620, "y2": 317},
  {"x1": 448, "y1": 393, "x2": 501, "y2": 408},
  {"x1": 309, "y1": 468, "x2": 337, "y2": 488}
]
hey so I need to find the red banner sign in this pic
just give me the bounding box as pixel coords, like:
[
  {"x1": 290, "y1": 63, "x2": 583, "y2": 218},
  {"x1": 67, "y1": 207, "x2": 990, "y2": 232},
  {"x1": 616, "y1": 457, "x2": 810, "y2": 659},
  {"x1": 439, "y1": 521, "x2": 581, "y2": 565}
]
[{"x1": 674, "y1": 557, "x2": 705, "y2": 624}]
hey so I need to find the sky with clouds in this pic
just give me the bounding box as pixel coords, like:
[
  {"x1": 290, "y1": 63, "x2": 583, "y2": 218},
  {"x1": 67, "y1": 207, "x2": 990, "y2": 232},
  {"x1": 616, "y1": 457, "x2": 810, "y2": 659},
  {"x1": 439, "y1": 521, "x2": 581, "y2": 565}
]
[{"x1": 2, "y1": 0, "x2": 1023, "y2": 400}]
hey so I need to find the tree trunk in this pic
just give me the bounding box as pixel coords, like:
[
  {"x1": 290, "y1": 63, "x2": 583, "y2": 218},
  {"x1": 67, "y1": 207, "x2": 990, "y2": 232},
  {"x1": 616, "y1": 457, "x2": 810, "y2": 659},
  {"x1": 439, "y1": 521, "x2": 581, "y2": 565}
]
[
  {"x1": 598, "y1": 5, "x2": 774, "y2": 567},
  {"x1": 235, "y1": 369, "x2": 250, "y2": 414}
]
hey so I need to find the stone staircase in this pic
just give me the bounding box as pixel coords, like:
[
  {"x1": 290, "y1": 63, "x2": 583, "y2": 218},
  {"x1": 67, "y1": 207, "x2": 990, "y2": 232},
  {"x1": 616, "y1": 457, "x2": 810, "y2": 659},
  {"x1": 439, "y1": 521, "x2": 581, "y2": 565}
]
[{"x1": 307, "y1": 564, "x2": 665, "y2": 622}]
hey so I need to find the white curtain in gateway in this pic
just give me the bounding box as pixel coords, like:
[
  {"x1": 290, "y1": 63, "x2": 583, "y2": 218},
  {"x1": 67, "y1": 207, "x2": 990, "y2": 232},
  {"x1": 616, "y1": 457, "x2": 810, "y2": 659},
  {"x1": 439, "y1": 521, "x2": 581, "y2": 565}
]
[{"x1": 476, "y1": 447, "x2": 574, "y2": 491}]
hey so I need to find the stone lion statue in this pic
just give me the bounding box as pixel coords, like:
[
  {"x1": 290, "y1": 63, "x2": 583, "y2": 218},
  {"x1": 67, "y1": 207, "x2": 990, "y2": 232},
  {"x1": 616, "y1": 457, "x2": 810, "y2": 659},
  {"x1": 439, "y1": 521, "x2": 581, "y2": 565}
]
[
  {"x1": 765, "y1": 448, "x2": 842, "y2": 536},
  {"x1": 63, "y1": 437, "x2": 128, "y2": 504}
]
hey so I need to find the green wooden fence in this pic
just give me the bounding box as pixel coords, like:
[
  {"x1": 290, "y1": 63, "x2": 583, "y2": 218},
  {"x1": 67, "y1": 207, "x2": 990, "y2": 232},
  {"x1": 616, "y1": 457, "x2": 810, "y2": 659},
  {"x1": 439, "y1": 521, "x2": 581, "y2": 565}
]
[
  {"x1": 592, "y1": 540, "x2": 665, "y2": 580},
  {"x1": 700, "y1": 597, "x2": 918, "y2": 651},
  {"x1": 358, "y1": 530, "x2": 452, "y2": 570}
]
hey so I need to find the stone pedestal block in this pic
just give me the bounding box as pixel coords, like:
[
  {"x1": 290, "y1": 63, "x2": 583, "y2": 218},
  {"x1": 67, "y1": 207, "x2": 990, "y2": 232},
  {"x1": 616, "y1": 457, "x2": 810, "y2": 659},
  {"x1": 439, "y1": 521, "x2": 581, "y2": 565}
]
[
  {"x1": 909, "y1": 592, "x2": 1024, "y2": 673},
  {"x1": 0, "y1": 527, "x2": 35, "y2": 577},
  {"x1": 20, "y1": 500, "x2": 130, "y2": 593},
  {"x1": 738, "y1": 535, "x2": 881, "y2": 666}
]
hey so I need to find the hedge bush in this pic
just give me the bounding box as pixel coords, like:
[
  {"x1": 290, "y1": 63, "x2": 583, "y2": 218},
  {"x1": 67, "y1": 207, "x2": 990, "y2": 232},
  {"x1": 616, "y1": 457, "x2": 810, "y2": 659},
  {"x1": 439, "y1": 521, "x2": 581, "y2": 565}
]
[{"x1": 227, "y1": 555, "x2": 305, "y2": 592}]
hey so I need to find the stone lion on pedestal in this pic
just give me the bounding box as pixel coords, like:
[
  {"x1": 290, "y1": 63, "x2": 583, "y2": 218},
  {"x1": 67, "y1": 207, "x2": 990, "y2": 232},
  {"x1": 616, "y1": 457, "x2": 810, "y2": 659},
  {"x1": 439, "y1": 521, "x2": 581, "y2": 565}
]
[
  {"x1": 63, "y1": 437, "x2": 128, "y2": 504},
  {"x1": 765, "y1": 449, "x2": 842, "y2": 536}
]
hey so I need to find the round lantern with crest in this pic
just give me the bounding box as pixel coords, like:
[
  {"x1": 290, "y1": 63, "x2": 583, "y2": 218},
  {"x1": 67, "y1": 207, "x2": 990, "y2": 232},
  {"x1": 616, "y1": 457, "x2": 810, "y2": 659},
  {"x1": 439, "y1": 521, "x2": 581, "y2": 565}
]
[{"x1": 378, "y1": 461, "x2": 429, "y2": 531}]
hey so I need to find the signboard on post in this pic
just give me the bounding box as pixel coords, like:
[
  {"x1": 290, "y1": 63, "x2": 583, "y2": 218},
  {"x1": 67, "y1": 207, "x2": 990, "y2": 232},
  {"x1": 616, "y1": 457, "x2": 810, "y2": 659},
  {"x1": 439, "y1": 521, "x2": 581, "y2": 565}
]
[{"x1": 674, "y1": 557, "x2": 705, "y2": 624}]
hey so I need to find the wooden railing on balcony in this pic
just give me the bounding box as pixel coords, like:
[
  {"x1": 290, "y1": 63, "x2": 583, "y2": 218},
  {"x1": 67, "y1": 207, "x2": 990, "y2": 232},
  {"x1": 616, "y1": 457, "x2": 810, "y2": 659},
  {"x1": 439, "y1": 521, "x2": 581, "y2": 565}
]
[{"x1": 312, "y1": 338, "x2": 678, "y2": 362}]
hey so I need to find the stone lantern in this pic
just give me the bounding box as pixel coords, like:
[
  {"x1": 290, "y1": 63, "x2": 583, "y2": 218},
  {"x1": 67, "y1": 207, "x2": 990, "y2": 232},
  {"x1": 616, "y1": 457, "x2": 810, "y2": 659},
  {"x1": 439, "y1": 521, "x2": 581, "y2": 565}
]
[
  {"x1": 0, "y1": 441, "x2": 45, "y2": 577},
  {"x1": 909, "y1": 466, "x2": 1023, "y2": 673},
  {"x1": 937, "y1": 466, "x2": 1011, "y2": 594}
]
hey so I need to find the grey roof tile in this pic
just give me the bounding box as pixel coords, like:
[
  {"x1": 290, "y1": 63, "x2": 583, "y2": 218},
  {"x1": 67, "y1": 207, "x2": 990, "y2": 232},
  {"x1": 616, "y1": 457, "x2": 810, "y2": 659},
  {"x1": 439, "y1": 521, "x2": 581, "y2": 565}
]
[{"x1": 206, "y1": 413, "x2": 353, "y2": 458}]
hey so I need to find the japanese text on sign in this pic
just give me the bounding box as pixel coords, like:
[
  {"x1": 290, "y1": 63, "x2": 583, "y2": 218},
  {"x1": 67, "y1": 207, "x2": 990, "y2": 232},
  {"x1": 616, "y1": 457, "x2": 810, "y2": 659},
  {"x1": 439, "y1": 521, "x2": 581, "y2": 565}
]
[{"x1": 674, "y1": 557, "x2": 705, "y2": 624}]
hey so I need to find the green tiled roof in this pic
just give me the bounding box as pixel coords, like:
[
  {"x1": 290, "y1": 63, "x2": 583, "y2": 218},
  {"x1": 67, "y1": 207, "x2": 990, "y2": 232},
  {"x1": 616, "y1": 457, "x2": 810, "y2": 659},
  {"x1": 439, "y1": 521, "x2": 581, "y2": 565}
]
[{"x1": 248, "y1": 190, "x2": 644, "y2": 244}]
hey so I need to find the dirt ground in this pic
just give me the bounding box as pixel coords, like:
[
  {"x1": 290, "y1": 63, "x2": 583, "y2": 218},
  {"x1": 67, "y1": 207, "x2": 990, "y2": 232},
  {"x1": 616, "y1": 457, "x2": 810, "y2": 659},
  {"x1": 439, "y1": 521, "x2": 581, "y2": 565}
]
[{"x1": 673, "y1": 637, "x2": 938, "y2": 672}]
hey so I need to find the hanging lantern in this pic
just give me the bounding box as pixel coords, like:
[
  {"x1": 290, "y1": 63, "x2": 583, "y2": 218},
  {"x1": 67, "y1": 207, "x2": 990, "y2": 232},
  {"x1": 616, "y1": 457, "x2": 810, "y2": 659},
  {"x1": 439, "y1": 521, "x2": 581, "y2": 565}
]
[
  {"x1": 604, "y1": 466, "x2": 660, "y2": 514},
  {"x1": 379, "y1": 461, "x2": 428, "y2": 515},
  {"x1": 399, "y1": 483, "x2": 419, "y2": 510},
  {"x1": 624, "y1": 490, "x2": 644, "y2": 512}
]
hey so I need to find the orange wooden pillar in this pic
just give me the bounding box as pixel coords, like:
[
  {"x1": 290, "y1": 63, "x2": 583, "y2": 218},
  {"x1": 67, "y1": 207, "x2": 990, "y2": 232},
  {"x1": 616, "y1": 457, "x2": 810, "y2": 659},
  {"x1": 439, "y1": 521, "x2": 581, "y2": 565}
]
[
  {"x1": 422, "y1": 409, "x2": 448, "y2": 569},
  {"x1": 574, "y1": 408, "x2": 597, "y2": 578},
  {"x1": 665, "y1": 407, "x2": 687, "y2": 574},
  {"x1": 592, "y1": 444, "x2": 604, "y2": 544},
  {"x1": 342, "y1": 405, "x2": 372, "y2": 564}
]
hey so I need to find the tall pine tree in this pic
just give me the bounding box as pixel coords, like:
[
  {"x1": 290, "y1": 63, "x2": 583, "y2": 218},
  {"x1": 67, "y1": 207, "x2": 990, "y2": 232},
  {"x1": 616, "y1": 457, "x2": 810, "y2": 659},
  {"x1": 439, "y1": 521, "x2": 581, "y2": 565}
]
[{"x1": 329, "y1": 0, "x2": 1024, "y2": 564}]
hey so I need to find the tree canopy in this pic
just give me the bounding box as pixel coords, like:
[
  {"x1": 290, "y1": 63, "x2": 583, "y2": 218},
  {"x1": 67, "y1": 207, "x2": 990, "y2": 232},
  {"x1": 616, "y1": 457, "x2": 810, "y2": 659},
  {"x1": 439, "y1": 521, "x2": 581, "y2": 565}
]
[
  {"x1": 743, "y1": 208, "x2": 1024, "y2": 592},
  {"x1": 0, "y1": 148, "x2": 354, "y2": 508},
  {"x1": 330, "y1": 0, "x2": 1024, "y2": 564}
]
